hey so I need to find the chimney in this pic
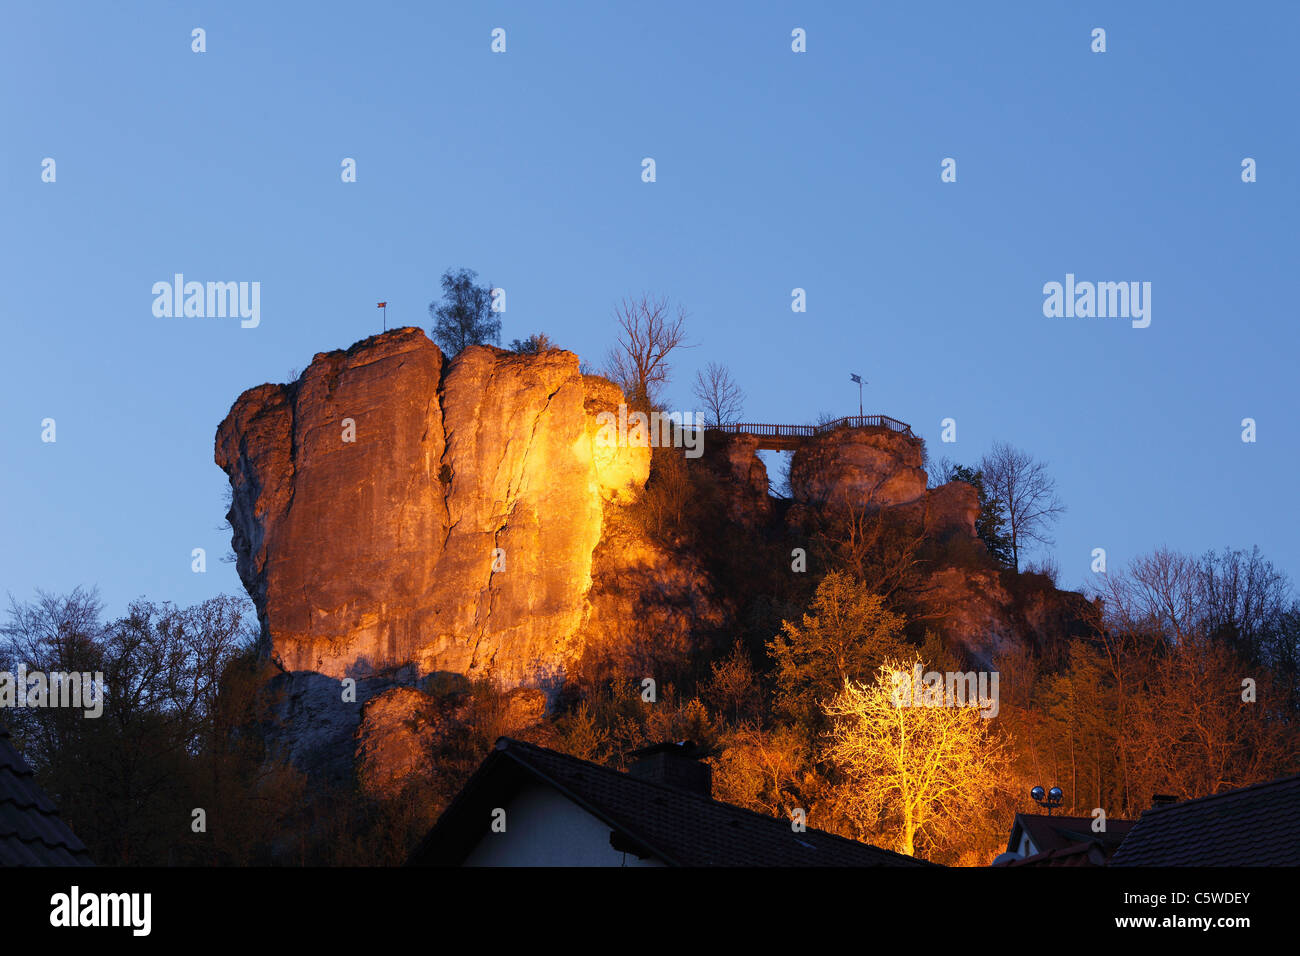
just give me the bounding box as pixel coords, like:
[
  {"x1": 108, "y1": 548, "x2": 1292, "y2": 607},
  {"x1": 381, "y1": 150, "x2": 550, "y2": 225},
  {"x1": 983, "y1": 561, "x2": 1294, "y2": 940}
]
[
  {"x1": 1151, "y1": 793, "x2": 1179, "y2": 809},
  {"x1": 627, "y1": 741, "x2": 712, "y2": 797}
]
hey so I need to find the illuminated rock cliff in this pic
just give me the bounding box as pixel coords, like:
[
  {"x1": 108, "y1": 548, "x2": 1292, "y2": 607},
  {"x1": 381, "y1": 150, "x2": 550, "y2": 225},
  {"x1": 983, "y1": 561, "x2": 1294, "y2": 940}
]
[{"x1": 216, "y1": 327, "x2": 651, "y2": 693}]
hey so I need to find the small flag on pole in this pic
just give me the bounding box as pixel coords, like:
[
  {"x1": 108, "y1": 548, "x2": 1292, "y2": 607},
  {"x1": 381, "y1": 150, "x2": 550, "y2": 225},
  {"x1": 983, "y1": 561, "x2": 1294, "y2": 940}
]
[
  {"x1": 849, "y1": 373, "x2": 862, "y2": 384},
  {"x1": 377, "y1": 302, "x2": 386, "y2": 308},
  {"x1": 378, "y1": 301, "x2": 387, "y2": 331}
]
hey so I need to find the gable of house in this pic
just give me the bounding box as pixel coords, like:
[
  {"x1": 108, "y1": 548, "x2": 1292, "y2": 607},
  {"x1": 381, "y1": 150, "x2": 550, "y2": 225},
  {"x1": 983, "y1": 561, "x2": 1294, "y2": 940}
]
[{"x1": 462, "y1": 780, "x2": 665, "y2": 867}]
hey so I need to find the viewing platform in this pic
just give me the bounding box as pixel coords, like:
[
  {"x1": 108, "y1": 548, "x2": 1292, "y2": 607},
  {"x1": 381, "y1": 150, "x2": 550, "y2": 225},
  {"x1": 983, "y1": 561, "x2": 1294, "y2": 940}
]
[{"x1": 707, "y1": 415, "x2": 917, "y2": 452}]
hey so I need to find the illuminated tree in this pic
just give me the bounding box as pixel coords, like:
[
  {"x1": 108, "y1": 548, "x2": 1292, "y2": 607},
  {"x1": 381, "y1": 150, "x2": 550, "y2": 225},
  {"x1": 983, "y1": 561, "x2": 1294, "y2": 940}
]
[
  {"x1": 703, "y1": 640, "x2": 762, "y2": 726},
  {"x1": 710, "y1": 725, "x2": 813, "y2": 821},
  {"x1": 767, "y1": 572, "x2": 906, "y2": 729},
  {"x1": 822, "y1": 656, "x2": 1012, "y2": 857}
]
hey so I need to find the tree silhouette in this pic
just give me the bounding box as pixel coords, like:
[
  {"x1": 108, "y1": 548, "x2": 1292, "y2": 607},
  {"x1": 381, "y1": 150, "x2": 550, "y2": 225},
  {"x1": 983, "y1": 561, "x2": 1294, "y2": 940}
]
[
  {"x1": 692, "y1": 361, "x2": 745, "y2": 427},
  {"x1": 428, "y1": 268, "x2": 500, "y2": 356},
  {"x1": 603, "y1": 294, "x2": 690, "y2": 406},
  {"x1": 978, "y1": 442, "x2": 1065, "y2": 572}
]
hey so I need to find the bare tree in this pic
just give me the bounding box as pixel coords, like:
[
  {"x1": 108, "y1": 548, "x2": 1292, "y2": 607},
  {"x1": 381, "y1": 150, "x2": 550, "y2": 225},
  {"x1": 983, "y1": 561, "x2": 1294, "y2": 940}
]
[
  {"x1": 692, "y1": 361, "x2": 745, "y2": 427},
  {"x1": 603, "y1": 294, "x2": 690, "y2": 406},
  {"x1": 927, "y1": 455, "x2": 958, "y2": 489},
  {"x1": 978, "y1": 441, "x2": 1065, "y2": 572},
  {"x1": 1199, "y1": 546, "x2": 1291, "y2": 662}
]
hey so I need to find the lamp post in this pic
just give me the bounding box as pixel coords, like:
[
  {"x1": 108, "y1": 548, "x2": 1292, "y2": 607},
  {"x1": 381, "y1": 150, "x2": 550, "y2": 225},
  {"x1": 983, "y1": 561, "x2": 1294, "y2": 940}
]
[{"x1": 1031, "y1": 785, "x2": 1065, "y2": 816}]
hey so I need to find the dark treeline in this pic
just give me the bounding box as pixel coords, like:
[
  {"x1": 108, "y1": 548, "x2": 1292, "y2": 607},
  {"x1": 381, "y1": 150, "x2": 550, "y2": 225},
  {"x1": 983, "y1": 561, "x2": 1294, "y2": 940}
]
[{"x1": 0, "y1": 590, "x2": 303, "y2": 865}]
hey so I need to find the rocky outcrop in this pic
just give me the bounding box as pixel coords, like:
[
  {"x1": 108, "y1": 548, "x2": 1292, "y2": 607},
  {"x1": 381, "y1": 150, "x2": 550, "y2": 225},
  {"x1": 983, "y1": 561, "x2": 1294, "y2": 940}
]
[
  {"x1": 354, "y1": 687, "x2": 443, "y2": 799},
  {"x1": 781, "y1": 424, "x2": 978, "y2": 543},
  {"x1": 789, "y1": 426, "x2": 927, "y2": 509},
  {"x1": 701, "y1": 433, "x2": 772, "y2": 525},
  {"x1": 915, "y1": 567, "x2": 1016, "y2": 666},
  {"x1": 915, "y1": 567, "x2": 1097, "y2": 665},
  {"x1": 579, "y1": 506, "x2": 728, "y2": 683},
  {"x1": 887, "y1": 479, "x2": 981, "y2": 541},
  {"x1": 218, "y1": 329, "x2": 1090, "y2": 787},
  {"x1": 584, "y1": 376, "x2": 650, "y2": 503},
  {"x1": 216, "y1": 328, "x2": 651, "y2": 694}
]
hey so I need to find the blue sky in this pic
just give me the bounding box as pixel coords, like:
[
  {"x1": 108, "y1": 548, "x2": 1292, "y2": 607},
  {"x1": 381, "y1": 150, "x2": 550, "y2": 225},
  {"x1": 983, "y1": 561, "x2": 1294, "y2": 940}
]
[{"x1": 2, "y1": 1, "x2": 1296, "y2": 618}]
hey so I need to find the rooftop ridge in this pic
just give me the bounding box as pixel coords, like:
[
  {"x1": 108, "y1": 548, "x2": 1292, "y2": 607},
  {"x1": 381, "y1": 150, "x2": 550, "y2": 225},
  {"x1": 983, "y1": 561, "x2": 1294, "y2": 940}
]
[
  {"x1": 1137, "y1": 772, "x2": 1300, "y2": 815},
  {"x1": 495, "y1": 736, "x2": 929, "y2": 866}
]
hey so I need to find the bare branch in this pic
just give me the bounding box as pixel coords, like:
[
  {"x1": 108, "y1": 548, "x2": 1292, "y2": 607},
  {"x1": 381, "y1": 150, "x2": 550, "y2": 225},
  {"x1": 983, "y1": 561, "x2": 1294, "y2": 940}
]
[
  {"x1": 603, "y1": 294, "x2": 691, "y2": 405},
  {"x1": 978, "y1": 441, "x2": 1065, "y2": 572},
  {"x1": 691, "y1": 361, "x2": 745, "y2": 427}
]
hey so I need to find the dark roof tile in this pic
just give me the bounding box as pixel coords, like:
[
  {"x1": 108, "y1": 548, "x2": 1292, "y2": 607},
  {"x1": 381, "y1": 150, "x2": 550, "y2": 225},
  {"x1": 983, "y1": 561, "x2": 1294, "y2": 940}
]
[
  {"x1": 1110, "y1": 774, "x2": 1300, "y2": 867},
  {"x1": 0, "y1": 723, "x2": 93, "y2": 866}
]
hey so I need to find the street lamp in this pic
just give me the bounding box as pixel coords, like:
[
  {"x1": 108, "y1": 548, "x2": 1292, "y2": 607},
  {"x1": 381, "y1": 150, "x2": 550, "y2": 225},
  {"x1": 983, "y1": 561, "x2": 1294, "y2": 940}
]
[{"x1": 1030, "y1": 785, "x2": 1064, "y2": 815}]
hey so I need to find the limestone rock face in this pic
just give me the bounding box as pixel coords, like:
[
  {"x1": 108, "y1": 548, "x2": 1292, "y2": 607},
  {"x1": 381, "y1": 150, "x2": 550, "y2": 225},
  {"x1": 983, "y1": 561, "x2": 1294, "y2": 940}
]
[
  {"x1": 583, "y1": 375, "x2": 650, "y2": 503},
  {"x1": 925, "y1": 480, "x2": 981, "y2": 536},
  {"x1": 354, "y1": 687, "x2": 441, "y2": 799},
  {"x1": 916, "y1": 567, "x2": 1097, "y2": 665},
  {"x1": 215, "y1": 328, "x2": 651, "y2": 693},
  {"x1": 917, "y1": 568, "x2": 1015, "y2": 666},
  {"x1": 580, "y1": 506, "x2": 727, "y2": 681},
  {"x1": 699, "y1": 433, "x2": 772, "y2": 525},
  {"x1": 789, "y1": 427, "x2": 927, "y2": 509},
  {"x1": 885, "y1": 480, "x2": 981, "y2": 541}
]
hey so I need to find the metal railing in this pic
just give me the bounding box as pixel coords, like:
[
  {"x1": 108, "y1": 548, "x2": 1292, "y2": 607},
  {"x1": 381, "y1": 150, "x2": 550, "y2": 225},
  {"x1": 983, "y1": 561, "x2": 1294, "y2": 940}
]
[{"x1": 709, "y1": 415, "x2": 916, "y2": 440}]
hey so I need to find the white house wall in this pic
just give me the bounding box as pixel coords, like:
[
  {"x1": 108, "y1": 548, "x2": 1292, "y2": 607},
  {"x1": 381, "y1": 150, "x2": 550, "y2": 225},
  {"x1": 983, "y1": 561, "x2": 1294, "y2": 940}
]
[{"x1": 463, "y1": 782, "x2": 667, "y2": 867}]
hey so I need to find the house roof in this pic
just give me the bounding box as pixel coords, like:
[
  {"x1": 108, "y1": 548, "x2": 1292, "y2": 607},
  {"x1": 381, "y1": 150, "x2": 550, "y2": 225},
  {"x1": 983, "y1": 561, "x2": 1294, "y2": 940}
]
[
  {"x1": 0, "y1": 722, "x2": 93, "y2": 866},
  {"x1": 409, "y1": 737, "x2": 933, "y2": 867},
  {"x1": 1006, "y1": 813, "x2": 1136, "y2": 854},
  {"x1": 993, "y1": 813, "x2": 1136, "y2": 868},
  {"x1": 1110, "y1": 774, "x2": 1300, "y2": 867},
  {"x1": 998, "y1": 841, "x2": 1111, "y2": 868}
]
